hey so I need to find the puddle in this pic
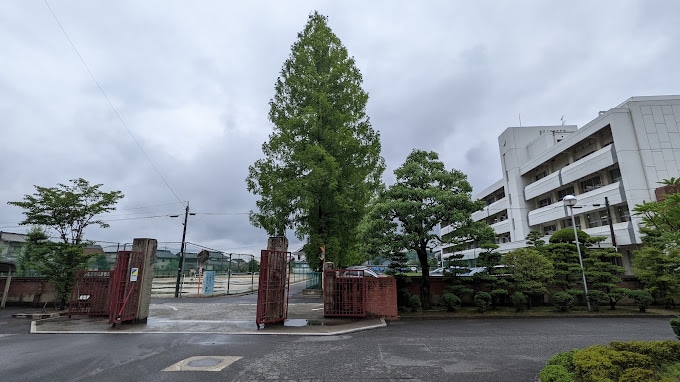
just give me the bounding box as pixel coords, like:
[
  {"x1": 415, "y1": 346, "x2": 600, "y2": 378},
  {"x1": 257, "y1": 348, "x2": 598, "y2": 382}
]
[{"x1": 282, "y1": 319, "x2": 356, "y2": 327}]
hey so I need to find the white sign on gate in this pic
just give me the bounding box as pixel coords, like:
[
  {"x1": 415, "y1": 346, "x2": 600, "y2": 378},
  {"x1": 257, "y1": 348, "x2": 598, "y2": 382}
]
[{"x1": 130, "y1": 267, "x2": 139, "y2": 282}]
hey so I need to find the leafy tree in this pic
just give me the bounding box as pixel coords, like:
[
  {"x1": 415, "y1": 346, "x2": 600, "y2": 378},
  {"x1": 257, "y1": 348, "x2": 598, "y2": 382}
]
[
  {"x1": 246, "y1": 11, "x2": 384, "y2": 270},
  {"x1": 547, "y1": 228, "x2": 590, "y2": 292},
  {"x1": 583, "y1": 245, "x2": 627, "y2": 310},
  {"x1": 360, "y1": 149, "x2": 491, "y2": 309},
  {"x1": 502, "y1": 248, "x2": 554, "y2": 308},
  {"x1": 247, "y1": 258, "x2": 260, "y2": 272},
  {"x1": 632, "y1": 246, "x2": 680, "y2": 306},
  {"x1": 8, "y1": 178, "x2": 123, "y2": 306},
  {"x1": 90, "y1": 254, "x2": 110, "y2": 271},
  {"x1": 526, "y1": 230, "x2": 546, "y2": 248}
]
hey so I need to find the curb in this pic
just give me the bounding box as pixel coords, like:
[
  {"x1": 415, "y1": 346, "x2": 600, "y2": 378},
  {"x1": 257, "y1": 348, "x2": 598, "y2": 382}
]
[{"x1": 13, "y1": 312, "x2": 63, "y2": 320}]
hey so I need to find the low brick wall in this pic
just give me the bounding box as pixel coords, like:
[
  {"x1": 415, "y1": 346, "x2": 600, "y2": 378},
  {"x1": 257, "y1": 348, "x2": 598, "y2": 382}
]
[
  {"x1": 0, "y1": 277, "x2": 57, "y2": 306},
  {"x1": 366, "y1": 277, "x2": 398, "y2": 320}
]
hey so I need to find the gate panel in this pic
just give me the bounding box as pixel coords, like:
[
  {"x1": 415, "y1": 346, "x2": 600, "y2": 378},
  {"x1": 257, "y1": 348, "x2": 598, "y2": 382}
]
[
  {"x1": 255, "y1": 250, "x2": 290, "y2": 327},
  {"x1": 108, "y1": 251, "x2": 145, "y2": 324},
  {"x1": 68, "y1": 270, "x2": 111, "y2": 317},
  {"x1": 323, "y1": 269, "x2": 367, "y2": 317}
]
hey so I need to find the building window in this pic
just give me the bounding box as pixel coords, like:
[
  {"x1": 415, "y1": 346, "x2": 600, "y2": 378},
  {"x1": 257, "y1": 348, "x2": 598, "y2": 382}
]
[
  {"x1": 558, "y1": 186, "x2": 575, "y2": 200},
  {"x1": 580, "y1": 175, "x2": 602, "y2": 193},
  {"x1": 615, "y1": 205, "x2": 630, "y2": 222},
  {"x1": 562, "y1": 217, "x2": 581, "y2": 230},
  {"x1": 542, "y1": 224, "x2": 556, "y2": 235},
  {"x1": 610, "y1": 168, "x2": 622, "y2": 183},
  {"x1": 535, "y1": 170, "x2": 548, "y2": 181},
  {"x1": 538, "y1": 197, "x2": 552, "y2": 208},
  {"x1": 586, "y1": 210, "x2": 609, "y2": 228}
]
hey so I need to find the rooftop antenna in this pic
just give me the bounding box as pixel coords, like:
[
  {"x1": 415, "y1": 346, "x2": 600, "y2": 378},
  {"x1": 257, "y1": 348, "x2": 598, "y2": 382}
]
[
  {"x1": 518, "y1": 113, "x2": 522, "y2": 127},
  {"x1": 561, "y1": 115, "x2": 566, "y2": 126}
]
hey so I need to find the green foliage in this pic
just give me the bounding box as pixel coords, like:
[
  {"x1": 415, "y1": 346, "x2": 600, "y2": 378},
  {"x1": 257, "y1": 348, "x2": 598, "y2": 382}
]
[
  {"x1": 550, "y1": 228, "x2": 589, "y2": 244},
  {"x1": 546, "y1": 242, "x2": 584, "y2": 291},
  {"x1": 584, "y1": 247, "x2": 627, "y2": 309},
  {"x1": 473, "y1": 291, "x2": 492, "y2": 313},
  {"x1": 626, "y1": 290, "x2": 654, "y2": 312},
  {"x1": 609, "y1": 341, "x2": 680, "y2": 364},
  {"x1": 547, "y1": 349, "x2": 577, "y2": 370},
  {"x1": 359, "y1": 149, "x2": 488, "y2": 309},
  {"x1": 490, "y1": 288, "x2": 508, "y2": 308},
  {"x1": 670, "y1": 318, "x2": 680, "y2": 340},
  {"x1": 246, "y1": 11, "x2": 384, "y2": 270},
  {"x1": 618, "y1": 368, "x2": 658, "y2": 382},
  {"x1": 526, "y1": 230, "x2": 546, "y2": 248},
  {"x1": 408, "y1": 295, "x2": 421, "y2": 312},
  {"x1": 539, "y1": 365, "x2": 574, "y2": 382},
  {"x1": 503, "y1": 248, "x2": 554, "y2": 307},
  {"x1": 660, "y1": 362, "x2": 680, "y2": 381},
  {"x1": 441, "y1": 293, "x2": 461, "y2": 312},
  {"x1": 445, "y1": 284, "x2": 473, "y2": 297},
  {"x1": 572, "y1": 345, "x2": 653, "y2": 382},
  {"x1": 632, "y1": 246, "x2": 680, "y2": 305},
  {"x1": 511, "y1": 291, "x2": 527, "y2": 312},
  {"x1": 8, "y1": 178, "x2": 123, "y2": 245},
  {"x1": 587, "y1": 290, "x2": 609, "y2": 312},
  {"x1": 553, "y1": 291, "x2": 575, "y2": 312},
  {"x1": 633, "y1": 189, "x2": 680, "y2": 246},
  {"x1": 90, "y1": 254, "x2": 110, "y2": 271}
]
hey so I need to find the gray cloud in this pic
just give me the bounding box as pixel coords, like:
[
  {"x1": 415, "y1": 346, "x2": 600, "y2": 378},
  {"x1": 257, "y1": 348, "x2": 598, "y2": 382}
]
[{"x1": 2, "y1": 1, "x2": 680, "y2": 257}]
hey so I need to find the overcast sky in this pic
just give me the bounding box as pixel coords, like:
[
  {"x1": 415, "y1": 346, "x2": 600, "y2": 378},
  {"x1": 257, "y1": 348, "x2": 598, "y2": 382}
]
[{"x1": 1, "y1": 1, "x2": 679, "y2": 257}]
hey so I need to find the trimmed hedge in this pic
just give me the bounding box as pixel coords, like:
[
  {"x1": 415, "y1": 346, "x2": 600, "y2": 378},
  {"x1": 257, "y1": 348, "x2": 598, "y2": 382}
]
[{"x1": 539, "y1": 341, "x2": 680, "y2": 382}]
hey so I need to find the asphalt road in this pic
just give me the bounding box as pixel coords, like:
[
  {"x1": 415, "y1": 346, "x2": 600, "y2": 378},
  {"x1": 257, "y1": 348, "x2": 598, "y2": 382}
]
[{"x1": 1, "y1": 299, "x2": 676, "y2": 382}]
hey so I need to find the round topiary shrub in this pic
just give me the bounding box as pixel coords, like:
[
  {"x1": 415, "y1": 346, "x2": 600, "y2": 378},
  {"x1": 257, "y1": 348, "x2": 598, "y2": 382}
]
[
  {"x1": 586, "y1": 290, "x2": 608, "y2": 312},
  {"x1": 474, "y1": 292, "x2": 492, "y2": 313},
  {"x1": 408, "y1": 295, "x2": 421, "y2": 312},
  {"x1": 511, "y1": 291, "x2": 527, "y2": 312},
  {"x1": 626, "y1": 290, "x2": 654, "y2": 312},
  {"x1": 553, "y1": 291, "x2": 576, "y2": 312},
  {"x1": 441, "y1": 293, "x2": 461, "y2": 312}
]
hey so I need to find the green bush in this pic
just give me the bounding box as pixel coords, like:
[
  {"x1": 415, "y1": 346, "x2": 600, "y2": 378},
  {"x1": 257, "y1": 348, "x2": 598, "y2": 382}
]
[
  {"x1": 572, "y1": 345, "x2": 653, "y2": 382},
  {"x1": 627, "y1": 290, "x2": 654, "y2": 312},
  {"x1": 445, "y1": 284, "x2": 473, "y2": 297},
  {"x1": 546, "y1": 349, "x2": 577, "y2": 370},
  {"x1": 441, "y1": 293, "x2": 461, "y2": 312},
  {"x1": 553, "y1": 292, "x2": 576, "y2": 312},
  {"x1": 670, "y1": 318, "x2": 680, "y2": 340},
  {"x1": 474, "y1": 292, "x2": 492, "y2": 313},
  {"x1": 490, "y1": 288, "x2": 508, "y2": 307},
  {"x1": 539, "y1": 365, "x2": 574, "y2": 382},
  {"x1": 618, "y1": 367, "x2": 658, "y2": 382},
  {"x1": 408, "y1": 295, "x2": 421, "y2": 312},
  {"x1": 609, "y1": 341, "x2": 680, "y2": 364},
  {"x1": 511, "y1": 291, "x2": 527, "y2": 312},
  {"x1": 586, "y1": 290, "x2": 608, "y2": 312}
]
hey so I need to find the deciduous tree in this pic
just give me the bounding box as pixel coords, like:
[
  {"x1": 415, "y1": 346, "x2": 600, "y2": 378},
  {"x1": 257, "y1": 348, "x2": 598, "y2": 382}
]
[{"x1": 246, "y1": 11, "x2": 384, "y2": 269}]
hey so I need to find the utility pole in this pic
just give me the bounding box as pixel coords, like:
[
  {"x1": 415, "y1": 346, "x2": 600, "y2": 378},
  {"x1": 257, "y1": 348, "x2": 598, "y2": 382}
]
[
  {"x1": 605, "y1": 197, "x2": 617, "y2": 250},
  {"x1": 174, "y1": 202, "x2": 190, "y2": 298}
]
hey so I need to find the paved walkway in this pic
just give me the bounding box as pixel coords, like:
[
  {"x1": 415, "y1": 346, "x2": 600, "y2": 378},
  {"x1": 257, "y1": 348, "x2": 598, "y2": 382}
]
[{"x1": 29, "y1": 301, "x2": 386, "y2": 336}]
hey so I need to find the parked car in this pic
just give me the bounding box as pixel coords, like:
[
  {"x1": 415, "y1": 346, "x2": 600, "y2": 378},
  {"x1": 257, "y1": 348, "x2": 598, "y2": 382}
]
[{"x1": 340, "y1": 266, "x2": 386, "y2": 278}]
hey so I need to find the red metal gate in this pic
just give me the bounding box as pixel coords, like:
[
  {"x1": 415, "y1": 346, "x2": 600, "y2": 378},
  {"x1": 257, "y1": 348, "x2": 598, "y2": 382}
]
[
  {"x1": 255, "y1": 250, "x2": 291, "y2": 328},
  {"x1": 324, "y1": 269, "x2": 367, "y2": 317},
  {"x1": 108, "y1": 251, "x2": 144, "y2": 325},
  {"x1": 68, "y1": 270, "x2": 111, "y2": 317}
]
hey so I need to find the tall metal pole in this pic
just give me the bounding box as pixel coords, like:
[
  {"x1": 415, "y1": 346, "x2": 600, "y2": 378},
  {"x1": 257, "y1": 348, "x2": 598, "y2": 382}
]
[
  {"x1": 569, "y1": 205, "x2": 591, "y2": 311},
  {"x1": 174, "y1": 202, "x2": 189, "y2": 298},
  {"x1": 605, "y1": 197, "x2": 617, "y2": 250}
]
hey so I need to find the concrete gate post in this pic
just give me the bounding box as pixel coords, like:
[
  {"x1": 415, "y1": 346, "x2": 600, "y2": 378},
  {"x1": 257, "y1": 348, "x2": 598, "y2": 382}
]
[
  {"x1": 267, "y1": 236, "x2": 288, "y2": 252},
  {"x1": 133, "y1": 238, "x2": 157, "y2": 322}
]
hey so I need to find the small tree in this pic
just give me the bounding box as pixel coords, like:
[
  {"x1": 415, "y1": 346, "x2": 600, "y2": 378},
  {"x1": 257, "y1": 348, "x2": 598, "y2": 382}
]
[
  {"x1": 584, "y1": 246, "x2": 628, "y2": 310},
  {"x1": 8, "y1": 178, "x2": 123, "y2": 306},
  {"x1": 503, "y1": 248, "x2": 554, "y2": 308},
  {"x1": 360, "y1": 149, "x2": 491, "y2": 310},
  {"x1": 632, "y1": 246, "x2": 680, "y2": 307}
]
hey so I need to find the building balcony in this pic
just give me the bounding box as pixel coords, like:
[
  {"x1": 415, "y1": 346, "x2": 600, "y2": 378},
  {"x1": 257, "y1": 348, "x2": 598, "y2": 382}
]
[
  {"x1": 525, "y1": 170, "x2": 562, "y2": 201},
  {"x1": 490, "y1": 219, "x2": 511, "y2": 234},
  {"x1": 527, "y1": 182, "x2": 623, "y2": 226},
  {"x1": 561, "y1": 144, "x2": 616, "y2": 185},
  {"x1": 471, "y1": 198, "x2": 509, "y2": 222}
]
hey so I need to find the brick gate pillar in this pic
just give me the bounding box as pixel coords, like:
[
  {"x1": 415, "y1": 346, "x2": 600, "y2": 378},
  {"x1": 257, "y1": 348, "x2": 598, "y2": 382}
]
[
  {"x1": 267, "y1": 236, "x2": 288, "y2": 252},
  {"x1": 133, "y1": 238, "x2": 157, "y2": 322}
]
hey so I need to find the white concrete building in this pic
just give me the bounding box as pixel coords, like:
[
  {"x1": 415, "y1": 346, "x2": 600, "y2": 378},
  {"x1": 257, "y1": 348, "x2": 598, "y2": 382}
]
[{"x1": 441, "y1": 95, "x2": 680, "y2": 273}]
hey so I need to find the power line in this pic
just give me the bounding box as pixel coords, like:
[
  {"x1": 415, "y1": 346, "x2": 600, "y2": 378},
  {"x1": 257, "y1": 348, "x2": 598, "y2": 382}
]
[{"x1": 43, "y1": 0, "x2": 183, "y2": 205}]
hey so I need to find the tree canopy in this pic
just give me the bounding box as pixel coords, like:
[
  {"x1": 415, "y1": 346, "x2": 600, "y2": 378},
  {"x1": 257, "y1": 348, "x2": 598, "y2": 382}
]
[
  {"x1": 246, "y1": 11, "x2": 384, "y2": 269},
  {"x1": 359, "y1": 149, "x2": 492, "y2": 309},
  {"x1": 8, "y1": 178, "x2": 124, "y2": 245}
]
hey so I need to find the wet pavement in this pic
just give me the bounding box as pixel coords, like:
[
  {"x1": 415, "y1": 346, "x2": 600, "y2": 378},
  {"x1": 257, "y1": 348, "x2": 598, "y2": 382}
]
[{"x1": 29, "y1": 300, "x2": 386, "y2": 336}]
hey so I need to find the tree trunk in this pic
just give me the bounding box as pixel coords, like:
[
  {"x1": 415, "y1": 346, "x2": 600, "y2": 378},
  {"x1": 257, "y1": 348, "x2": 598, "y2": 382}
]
[{"x1": 417, "y1": 248, "x2": 431, "y2": 310}]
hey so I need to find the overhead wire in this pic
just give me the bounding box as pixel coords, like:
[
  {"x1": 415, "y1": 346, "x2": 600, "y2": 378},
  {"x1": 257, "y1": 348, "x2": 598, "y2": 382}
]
[{"x1": 42, "y1": 0, "x2": 184, "y2": 205}]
